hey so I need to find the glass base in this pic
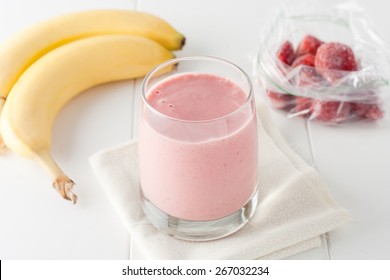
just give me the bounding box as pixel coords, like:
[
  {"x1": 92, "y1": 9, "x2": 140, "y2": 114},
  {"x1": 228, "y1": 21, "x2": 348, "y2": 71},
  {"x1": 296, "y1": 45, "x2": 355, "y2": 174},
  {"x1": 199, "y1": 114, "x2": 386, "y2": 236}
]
[{"x1": 140, "y1": 188, "x2": 259, "y2": 241}]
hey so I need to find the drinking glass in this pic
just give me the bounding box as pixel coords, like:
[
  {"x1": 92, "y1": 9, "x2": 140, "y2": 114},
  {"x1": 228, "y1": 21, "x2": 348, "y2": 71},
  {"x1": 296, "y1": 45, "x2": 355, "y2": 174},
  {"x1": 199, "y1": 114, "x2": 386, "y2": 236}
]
[{"x1": 138, "y1": 56, "x2": 258, "y2": 241}]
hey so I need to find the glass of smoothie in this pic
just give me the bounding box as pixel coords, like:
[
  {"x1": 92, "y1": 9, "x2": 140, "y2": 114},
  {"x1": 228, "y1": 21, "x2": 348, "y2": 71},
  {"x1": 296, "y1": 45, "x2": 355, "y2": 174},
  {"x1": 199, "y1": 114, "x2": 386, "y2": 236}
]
[{"x1": 138, "y1": 56, "x2": 258, "y2": 241}]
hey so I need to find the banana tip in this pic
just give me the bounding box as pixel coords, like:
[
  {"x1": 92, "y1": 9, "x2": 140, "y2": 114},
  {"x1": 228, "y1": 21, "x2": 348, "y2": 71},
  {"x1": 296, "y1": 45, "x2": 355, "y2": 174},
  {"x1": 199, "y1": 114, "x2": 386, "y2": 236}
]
[
  {"x1": 70, "y1": 194, "x2": 78, "y2": 204},
  {"x1": 180, "y1": 36, "x2": 186, "y2": 50},
  {"x1": 53, "y1": 176, "x2": 78, "y2": 204}
]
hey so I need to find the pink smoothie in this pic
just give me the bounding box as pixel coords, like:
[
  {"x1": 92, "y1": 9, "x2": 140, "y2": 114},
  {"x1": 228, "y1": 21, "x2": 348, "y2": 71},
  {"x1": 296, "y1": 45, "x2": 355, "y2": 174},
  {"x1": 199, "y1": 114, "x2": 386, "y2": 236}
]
[{"x1": 138, "y1": 73, "x2": 258, "y2": 221}]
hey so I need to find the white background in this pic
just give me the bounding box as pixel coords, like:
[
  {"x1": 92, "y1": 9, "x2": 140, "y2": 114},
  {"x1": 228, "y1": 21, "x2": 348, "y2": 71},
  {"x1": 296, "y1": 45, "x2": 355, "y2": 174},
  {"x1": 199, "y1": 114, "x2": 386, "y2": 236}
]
[{"x1": 0, "y1": 0, "x2": 390, "y2": 259}]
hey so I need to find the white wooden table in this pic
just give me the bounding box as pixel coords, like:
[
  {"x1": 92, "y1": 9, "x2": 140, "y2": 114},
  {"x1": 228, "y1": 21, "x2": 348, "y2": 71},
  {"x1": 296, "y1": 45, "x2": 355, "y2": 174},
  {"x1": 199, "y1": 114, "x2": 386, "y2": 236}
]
[{"x1": 1, "y1": 0, "x2": 389, "y2": 259}]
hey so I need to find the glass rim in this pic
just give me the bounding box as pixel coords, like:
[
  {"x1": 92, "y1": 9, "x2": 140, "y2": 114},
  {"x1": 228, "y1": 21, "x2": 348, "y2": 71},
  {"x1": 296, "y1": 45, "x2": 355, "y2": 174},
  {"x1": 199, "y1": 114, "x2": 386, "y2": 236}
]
[{"x1": 140, "y1": 56, "x2": 254, "y2": 124}]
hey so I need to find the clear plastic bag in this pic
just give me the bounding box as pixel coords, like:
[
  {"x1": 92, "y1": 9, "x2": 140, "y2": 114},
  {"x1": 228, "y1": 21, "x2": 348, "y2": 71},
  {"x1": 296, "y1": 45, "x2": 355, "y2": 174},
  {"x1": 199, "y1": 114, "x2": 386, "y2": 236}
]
[{"x1": 255, "y1": 1, "x2": 390, "y2": 124}]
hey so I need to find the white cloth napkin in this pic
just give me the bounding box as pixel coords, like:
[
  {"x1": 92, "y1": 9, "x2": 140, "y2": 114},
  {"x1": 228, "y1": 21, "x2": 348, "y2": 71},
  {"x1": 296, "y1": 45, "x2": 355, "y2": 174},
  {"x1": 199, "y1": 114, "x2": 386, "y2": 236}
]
[{"x1": 89, "y1": 103, "x2": 351, "y2": 259}]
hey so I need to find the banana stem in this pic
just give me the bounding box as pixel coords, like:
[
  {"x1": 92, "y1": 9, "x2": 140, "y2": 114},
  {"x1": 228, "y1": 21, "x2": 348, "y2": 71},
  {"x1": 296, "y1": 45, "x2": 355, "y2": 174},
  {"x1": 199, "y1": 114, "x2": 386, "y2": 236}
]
[
  {"x1": 0, "y1": 98, "x2": 6, "y2": 153},
  {"x1": 33, "y1": 150, "x2": 78, "y2": 204}
]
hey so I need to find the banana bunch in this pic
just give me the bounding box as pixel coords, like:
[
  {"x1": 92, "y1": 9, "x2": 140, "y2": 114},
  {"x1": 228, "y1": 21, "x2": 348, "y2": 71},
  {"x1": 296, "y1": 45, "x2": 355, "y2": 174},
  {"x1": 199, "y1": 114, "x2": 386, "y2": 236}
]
[{"x1": 0, "y1": 10, "x2": 185, "y2": 203}]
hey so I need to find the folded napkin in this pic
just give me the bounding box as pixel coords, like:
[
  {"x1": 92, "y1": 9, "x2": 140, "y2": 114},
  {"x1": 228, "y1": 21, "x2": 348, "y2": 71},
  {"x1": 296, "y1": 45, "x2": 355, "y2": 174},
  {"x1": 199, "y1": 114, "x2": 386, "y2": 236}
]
[{"x1": 89, "y1": 103, "x2": 351, "y2": 259}]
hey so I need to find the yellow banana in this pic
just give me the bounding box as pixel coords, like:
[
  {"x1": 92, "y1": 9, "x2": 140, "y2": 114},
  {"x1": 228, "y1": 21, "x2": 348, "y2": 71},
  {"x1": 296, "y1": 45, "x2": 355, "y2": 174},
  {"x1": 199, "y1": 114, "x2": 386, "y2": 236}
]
[
  {"x1": 0, "y1": 34, "x2": 175, "y2": 203},
  {"x1": 0, "y1": 10, "x2": 184, "y2": 151}
]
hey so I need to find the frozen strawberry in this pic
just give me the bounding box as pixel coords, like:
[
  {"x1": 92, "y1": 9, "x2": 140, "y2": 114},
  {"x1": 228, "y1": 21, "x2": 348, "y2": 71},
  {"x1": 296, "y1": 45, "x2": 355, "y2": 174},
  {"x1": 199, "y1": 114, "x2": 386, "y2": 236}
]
[
  {"x1": 292, "y1": 53, "x2": 315, "y2": 67},
  {"x1": 295, "y1": 97, "x2": 313, "y2": 117},
  {"x1": 315, "y1": 42, "x2": 358, "y2": 82},
  {"x1": 365, "y1": 105, "x2": 384, "y2": 120},
  {"x1": 292, "y1": 53, "x2": 322, "y2": 86},
  {"x1": 352, "y1": 102, "x2": 370, "y2": 117},
  {"x1": 352, "y1": 103, "x2": 384, "y2": 120},
  {"x1": 266, "y1": 90, "x2": 295, "y2": 110},
  {"x1": 315, "y1": 42, "x2": 357, "y2": 71},
  {"x1": 296, "y1": 35, "x2": 323, "y2": 56},
  {"x1": 312, "y1": 101, "x2": 351, "y2": 123},
  {"x1": 277, "y1": 41, "x2": 295, "y2": 66}
]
